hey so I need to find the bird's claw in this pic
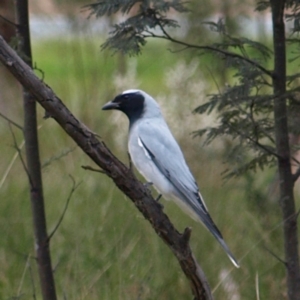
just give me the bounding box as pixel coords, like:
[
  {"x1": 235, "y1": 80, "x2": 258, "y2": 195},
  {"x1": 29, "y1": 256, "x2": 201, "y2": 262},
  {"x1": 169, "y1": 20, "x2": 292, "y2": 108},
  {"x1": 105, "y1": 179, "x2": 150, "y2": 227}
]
[{"x1": 143, "y1": 181, "x2": 153, "y2": 188}]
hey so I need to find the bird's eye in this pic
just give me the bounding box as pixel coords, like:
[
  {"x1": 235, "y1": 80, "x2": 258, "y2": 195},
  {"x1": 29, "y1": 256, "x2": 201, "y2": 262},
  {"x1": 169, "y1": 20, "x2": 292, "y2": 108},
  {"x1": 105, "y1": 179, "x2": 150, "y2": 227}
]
[{"x1": 123, "y1": 95, "x2": 129, "y2": 100}]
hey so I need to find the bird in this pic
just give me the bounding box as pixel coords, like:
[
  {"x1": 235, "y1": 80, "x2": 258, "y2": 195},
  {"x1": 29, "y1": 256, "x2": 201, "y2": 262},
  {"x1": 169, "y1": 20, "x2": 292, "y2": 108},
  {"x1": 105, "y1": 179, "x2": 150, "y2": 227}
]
[{"x1": 102, "y1": 89, "x2": 239, "y2": 268}]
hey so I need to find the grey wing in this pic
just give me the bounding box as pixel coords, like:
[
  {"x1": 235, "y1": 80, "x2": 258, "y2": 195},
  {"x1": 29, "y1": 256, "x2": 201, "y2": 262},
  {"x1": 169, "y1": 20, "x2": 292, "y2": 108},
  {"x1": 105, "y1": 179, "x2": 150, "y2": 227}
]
[
  {"x1": 137, "y1": 121, "x2": 241, "y2": 268},
  {"x1": 137, "y1": 120, "x2": 223, "y2": 238}
]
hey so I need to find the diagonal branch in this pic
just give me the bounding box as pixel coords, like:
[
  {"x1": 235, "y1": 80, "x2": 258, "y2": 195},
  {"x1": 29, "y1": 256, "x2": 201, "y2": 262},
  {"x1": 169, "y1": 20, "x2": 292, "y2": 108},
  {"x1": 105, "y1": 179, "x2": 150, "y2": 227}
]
[
  {"x1": 0, "y1": 13, "x2": 18, "y2": 28},
  {"x1": 146, "y1": 24, "x2": 273, "y2": 78},
  {"x1": 0, "y1": 35, "x2": 214, "y2": 300},
  {"x1": 0, "y1": 111, "x2": 23, "y2": 130},
  {"x1": 224, "y1": 120, "x2": 281, "y2": 159}
]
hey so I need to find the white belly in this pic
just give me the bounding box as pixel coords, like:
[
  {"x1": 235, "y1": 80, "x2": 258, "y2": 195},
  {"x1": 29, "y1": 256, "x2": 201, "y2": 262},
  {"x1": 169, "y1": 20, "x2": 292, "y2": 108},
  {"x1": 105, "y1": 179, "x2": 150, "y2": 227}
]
[{"x1": 128, "y1": 136, "x2": 174, "y2": 199}]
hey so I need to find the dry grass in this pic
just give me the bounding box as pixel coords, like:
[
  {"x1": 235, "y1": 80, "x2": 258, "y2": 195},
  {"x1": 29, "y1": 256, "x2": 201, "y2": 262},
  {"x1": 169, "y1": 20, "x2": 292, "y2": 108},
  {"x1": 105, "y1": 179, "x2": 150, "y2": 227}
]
[{"x1": 0, "y1": 36, "x2": 293, "y2": 299}]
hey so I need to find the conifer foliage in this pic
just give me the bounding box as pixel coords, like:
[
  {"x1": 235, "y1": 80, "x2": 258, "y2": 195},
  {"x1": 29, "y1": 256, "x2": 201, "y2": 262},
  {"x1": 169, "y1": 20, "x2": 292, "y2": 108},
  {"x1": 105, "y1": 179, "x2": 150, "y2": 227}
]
[{"x1": 87, "y1": 0, "x2": 187, "y2": 55}]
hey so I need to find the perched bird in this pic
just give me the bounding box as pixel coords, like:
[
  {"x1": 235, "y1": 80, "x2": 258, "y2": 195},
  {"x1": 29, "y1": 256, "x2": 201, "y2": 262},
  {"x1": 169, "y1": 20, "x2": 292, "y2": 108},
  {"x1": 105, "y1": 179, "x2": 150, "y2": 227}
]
[{"x1": 102, "y1": 89, "x2": 239, "y2": 268}]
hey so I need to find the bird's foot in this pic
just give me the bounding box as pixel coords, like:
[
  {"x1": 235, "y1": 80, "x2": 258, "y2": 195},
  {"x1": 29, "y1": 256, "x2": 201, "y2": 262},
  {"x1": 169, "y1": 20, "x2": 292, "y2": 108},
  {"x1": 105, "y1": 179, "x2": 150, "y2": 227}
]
[{"x1": 143, "y1": 181, "x2": 153, "y2": 188}]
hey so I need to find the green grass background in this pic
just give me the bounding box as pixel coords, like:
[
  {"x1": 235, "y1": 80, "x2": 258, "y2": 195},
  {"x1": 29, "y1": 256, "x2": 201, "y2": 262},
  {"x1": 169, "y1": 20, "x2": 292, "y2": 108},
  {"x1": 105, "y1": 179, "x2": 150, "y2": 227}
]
[{"x1": 0, "y1": 33, "x2": 297, "y2": 299}]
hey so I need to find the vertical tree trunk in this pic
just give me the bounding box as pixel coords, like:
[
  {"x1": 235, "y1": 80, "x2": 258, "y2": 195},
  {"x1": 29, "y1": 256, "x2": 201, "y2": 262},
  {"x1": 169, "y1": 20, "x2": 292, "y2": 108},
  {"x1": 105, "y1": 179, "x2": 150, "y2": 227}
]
[
  {"x1": 14, "y1": 1, "x2": 57, "y2": 299},
  {"x1": 0, "y1": 0, "x2": 19, "y2": 112},
  {"x1": 0, "y1": 0, "x2": 15, "y2": 42},
  {"x1": 270, "y1": 1, "x2": 300, "y2": 299}
]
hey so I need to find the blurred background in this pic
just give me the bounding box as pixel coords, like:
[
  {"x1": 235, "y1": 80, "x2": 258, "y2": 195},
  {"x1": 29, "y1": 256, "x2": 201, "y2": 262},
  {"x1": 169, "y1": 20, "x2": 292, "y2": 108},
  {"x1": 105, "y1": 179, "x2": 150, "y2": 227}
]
[{"x1": 0, "y1": 0, "x2": 296, "y2": 299}]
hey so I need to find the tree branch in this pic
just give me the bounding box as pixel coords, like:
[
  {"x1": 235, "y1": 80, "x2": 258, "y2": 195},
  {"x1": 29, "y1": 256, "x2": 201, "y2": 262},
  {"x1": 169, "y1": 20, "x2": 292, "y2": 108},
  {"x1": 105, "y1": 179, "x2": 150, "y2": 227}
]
[
  {"x1": 0, "y1": 13, "x2": 18, "y2": 28},
  {"x1": 8, "y1": 123, "x2": 31, "y2": 185},
  {"x1": 0, "y1": 35, "x2": 213, "y2": 300},
  {"x1": 148, "y1": 25, "x2": 273, "y2": 78},
  {"x1": 48, "y1": 175, "x2": 81, "y2": 241},
  {"x1": 263, "y1": 245, "x2": 287, "y2": 266},
  {"x1": 0, "y1": 111, "x2": 23, "y2": 130},
  {"x1": 224, "y1": 120, "x2": 281, "y2": 159}
]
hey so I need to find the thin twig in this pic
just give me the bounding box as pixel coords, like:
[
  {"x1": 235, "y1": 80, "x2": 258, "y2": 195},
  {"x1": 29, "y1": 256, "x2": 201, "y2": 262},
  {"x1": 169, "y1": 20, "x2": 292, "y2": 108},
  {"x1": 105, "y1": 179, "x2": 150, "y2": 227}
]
[
  {"x1": 17, "y1": 254, "x2": 30, "y2": 297},
  {"x1": 48, "y1": 175, "x2": 81, "y2": 241},
  {"x1": 0, "y1": 139, "x2": 25, "y2": 189},
  {"x1": 205, "y1": 66, "x2": 221, "y2": 94},
  {"x1": 263, "y1": 245, "x2": 287, "y2": 266},
  {"x1": 81, "y1": 165, "x2": 106, "y2": 174},
  {"x1": 8, "y1": 123, "x2": 32, "y2": 186},
  {"x1": 233, "y1": 95, "x2": 276, "y2": 145},
  {"x1": 227, "y1": 209, "x2": 297, "y2": 276},
  {"x1": 42, "y1": 146, "x2": 77, "y2": 169},
  {"x1": 224, "y1": 120, "x2": 281, "y2": 159},
  {"x1": 28, "y1": 257, "x2": 37, "y2": 300},
  {"x1": 33, "y1": 62, "x2": 45, "y2": 81},
  {"x1": 0, "y1": 14, "x2": 18, "y2": 27},
  {"x1": 0, "y1": 111, "x2": 23, "y2": 130},
  {"x1": 151, "y1": 24, "x2": 273, "y2": 77}
]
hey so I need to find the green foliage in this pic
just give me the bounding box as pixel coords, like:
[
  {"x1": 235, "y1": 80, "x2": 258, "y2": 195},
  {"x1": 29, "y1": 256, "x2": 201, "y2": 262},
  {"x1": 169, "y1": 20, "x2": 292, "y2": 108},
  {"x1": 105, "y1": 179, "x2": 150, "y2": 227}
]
[
  {"x1": 86, "y1": 0, "x2": 300, "y2": 181},
  {"x1": 87, "y1": 0, "x2": 138, "y2": 17},
  {"x1": 86, "y1": 0, "x2": 188, "y2": 55},
  {"x1": 255, "y1": 1, "x2": 270, "y2": 11},
  {"x1": 193, "y1": 10, "x2": 300, "y2": 179},
  {"x1": 189, "y1": 19, "x2": 278, "y2": 178}
]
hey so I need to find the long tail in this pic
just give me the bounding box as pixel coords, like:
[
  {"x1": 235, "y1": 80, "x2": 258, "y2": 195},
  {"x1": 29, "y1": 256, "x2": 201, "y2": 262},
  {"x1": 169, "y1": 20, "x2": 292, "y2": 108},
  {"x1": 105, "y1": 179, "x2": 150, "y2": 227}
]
[
  {"x1": 199, "y1": 209, "x2": 240, "y2": 268},
  {"x1": 170, "y1": 186, "x2": 240, "y2": 267},
  {"x1": 216, "y1": 235, "x2": 240, "y2": 268}
]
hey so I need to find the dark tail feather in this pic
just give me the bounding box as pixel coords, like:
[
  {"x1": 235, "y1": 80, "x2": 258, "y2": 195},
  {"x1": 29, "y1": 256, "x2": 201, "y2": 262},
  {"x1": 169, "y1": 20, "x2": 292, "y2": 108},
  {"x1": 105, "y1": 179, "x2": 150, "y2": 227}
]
[{"x1": 200, "y1": 211, "x2": 240, "y2": 268}]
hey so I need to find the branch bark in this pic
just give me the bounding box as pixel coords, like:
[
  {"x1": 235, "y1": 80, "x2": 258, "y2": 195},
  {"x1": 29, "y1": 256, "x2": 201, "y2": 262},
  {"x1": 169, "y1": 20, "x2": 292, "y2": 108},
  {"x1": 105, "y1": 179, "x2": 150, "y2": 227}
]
[
  {"x1": 270, "y1": 1, "x2": 300, "y2": 299},
  {"x1": 14, "y1": 1, "x2": 57, "y2": 299},
  {"x1": 0, "y1": 35, "x2": 213, "y2": 300}
]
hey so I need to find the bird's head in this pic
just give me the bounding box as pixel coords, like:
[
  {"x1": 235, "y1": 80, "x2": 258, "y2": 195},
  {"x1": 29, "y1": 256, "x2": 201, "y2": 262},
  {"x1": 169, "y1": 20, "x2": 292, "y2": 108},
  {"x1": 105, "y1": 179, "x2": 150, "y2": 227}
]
[{"x1": 102, "y1": 89, "x2": 162, "y2": 124}]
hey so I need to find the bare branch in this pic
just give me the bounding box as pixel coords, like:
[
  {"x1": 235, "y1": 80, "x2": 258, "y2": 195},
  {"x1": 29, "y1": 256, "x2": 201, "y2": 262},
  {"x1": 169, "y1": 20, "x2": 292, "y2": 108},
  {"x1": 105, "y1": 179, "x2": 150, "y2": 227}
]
[
  {"x1": 263, "y1": 245, "x2": 287, "y2": 266},
  {"x1": 48, "y1": 175, "x2": 81, "y2": 241},
  {"x1": 82, "y1": 165, "x2": 106, "y2": 174},
  {"x1": 0, "y1": 13, "x2": 18, "y2": 28},
  {"x1": 8, "y1": 123, "x2": 32, "y2": 185},
  {"x1": 17, "y1": 254, "x2": 30, "y2": 297},
  {"x1": 33, "y1": 62, "x2": 45, "y2": 81},
  {"x1": 0, "y1": 139, "x2": 25, "y2": 189},
  {"x1": 0, "y1": 35, "x2": 214, "y2": 300},
  {"x1": 152, "y1": 24, "x2": 273, "y2": 77},
  {"x1": 0, "y1": 111, "x2": 23, "y2": 130},
  {"x1": 28, "y1": 257, "x2": 37, "y2": 300},
  {"x1": 224, "y1": 121, "x2": 281, "y2": 159},
  {"x1": 42, "y1": 146, "x2": 77, "y2": 169}
]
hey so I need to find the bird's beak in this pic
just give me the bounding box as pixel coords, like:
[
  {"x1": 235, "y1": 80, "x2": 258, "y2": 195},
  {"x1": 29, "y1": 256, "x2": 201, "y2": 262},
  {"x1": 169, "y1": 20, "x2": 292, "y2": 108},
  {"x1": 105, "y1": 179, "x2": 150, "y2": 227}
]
[{"x1": 102, "y1": 101, "x2": 119, "y2": 110}]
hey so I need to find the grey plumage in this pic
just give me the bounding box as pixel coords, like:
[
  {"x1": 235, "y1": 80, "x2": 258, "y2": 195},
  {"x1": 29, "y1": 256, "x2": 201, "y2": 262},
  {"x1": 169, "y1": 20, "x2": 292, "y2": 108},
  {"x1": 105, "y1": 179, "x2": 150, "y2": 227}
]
[{"x1": 102, "y1": 89, "x2": 239, "y2": 268}]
